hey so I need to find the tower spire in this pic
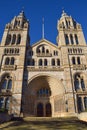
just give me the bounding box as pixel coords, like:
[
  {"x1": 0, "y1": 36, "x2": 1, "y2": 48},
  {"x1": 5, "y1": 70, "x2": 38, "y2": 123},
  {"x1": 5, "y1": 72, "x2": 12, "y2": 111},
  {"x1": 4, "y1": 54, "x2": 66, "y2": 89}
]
[{"x1": 42, "y1": 17, "x2": 44, "y2": 39}]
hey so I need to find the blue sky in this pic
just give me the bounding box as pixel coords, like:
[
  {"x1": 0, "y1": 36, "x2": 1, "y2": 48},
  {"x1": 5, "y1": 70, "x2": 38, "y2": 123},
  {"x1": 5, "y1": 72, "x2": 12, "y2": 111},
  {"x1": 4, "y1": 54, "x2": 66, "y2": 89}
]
[{"x1": 0, "y1": 0, "x2": 87, "y2": 45}]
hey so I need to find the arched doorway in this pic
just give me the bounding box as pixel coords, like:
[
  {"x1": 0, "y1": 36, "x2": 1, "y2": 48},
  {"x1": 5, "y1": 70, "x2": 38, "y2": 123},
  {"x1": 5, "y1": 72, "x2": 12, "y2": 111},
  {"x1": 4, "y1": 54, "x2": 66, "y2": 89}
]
[
  {"x1": 46, "y1": 103, "x2": 52, "y2": 117},
  {"x1": 37, "y1": 103, "x2": 44, "y2": 117}
]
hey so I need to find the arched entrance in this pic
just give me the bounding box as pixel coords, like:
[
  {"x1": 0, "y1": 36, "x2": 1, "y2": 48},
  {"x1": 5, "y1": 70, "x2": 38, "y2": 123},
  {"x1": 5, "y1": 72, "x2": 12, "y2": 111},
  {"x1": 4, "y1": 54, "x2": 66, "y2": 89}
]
[
  {"x1": 26, "y1": 75, "x2": 65, "y2": 117},
  {"x1": 37, "y1": 103, "x2": 44, "y2": 117},
  {"x1": 46, "y1": 103, "x2": 52, "y2": 117}
]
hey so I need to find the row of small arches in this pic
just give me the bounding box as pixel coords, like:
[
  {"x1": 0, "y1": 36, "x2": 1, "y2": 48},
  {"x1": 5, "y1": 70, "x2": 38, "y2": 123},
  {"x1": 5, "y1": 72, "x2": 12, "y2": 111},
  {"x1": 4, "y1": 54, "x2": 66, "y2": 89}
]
[
  {"x1": 5, "y1": 34, "x2": 21, "y2": 45},
  {"x1": 68, "y1": 48, "x2": 82, "y2": 54},
  {"x1": 27, "y1": 59, "x2": 60, "y2": 66},
  {"x1": 4, "y1": 48, "x2": 19, "y2": 54},
  {"x1": 65, "y1": 34, "x2": 79, "y2": 45}
]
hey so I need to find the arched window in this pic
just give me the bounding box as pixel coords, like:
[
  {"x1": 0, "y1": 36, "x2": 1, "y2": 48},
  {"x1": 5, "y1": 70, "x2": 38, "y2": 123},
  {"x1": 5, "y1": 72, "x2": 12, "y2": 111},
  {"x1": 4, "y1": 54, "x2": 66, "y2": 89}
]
[
  {"x1": 84, "y1": 97, "x2": 87, "y2": 109},
  {"x1": 12, "y1": 34, "x2": 16, "y2": 44},
  {"x1": 32, "y1": 59, "x2": 35, "y2": 66},
  {"x1": 57, "y1": 59, "x2": 60, "y2": 66},
  {"x1": 16, "y1": 34, "x2": 21, "y2": 44},
  {"x1": 42, "y1": 46, "x2": 45, "y2": 53},
  {"x1": 0, "y1": 98, "x2": 4, "y2": 109},
  {"x1": 77, "y1": 97, "x2": 83, "y2": 112},
  {"x1": 54, "y1": 51, "x2": 56, "y2": 56},
  {"x1": 7, "y1": 79, "x2": 12, "y2": 90},
  {"x1": 75, "y1": 34, "x2": 79, "y2": 45},
  {"x1": 39, "y1": 59, "x2": 42, "y2": 66},
  {"x1": 77, "y1": 57, "x2": 80, "y2": 64},
  {"x1": 37, "y1": 88, "x2": 51, "y2": 97},
  {"x1": 5, "y1": 57, "x2": 10, "y2": 65},
  {"x1": 46, "y1": 49, "x2": 49, "y2": 54},
  {"x1": 81, "y1": 78, "x2": 85, "y2": 91},
  {"x1": 74, "y1": 78, "x2": 79, "y2": 91},
  {"x1": 44, "y1": 59, "x2": 47, "y2": 66},
  {"x1": 5, "y1": 97, "x2": 10, "y2": 110},
  {"x1": 10, "y1": 57, "x2": 15, "y2": 65},
  {"x1": 66, "y1": 20, "x2": 68, "y2": 28},
  {"x1": 0, "y1": 75, "x2": 12, "y2": 91},
  {"x1": 65, "y1": 34, "x2": 69, "y2": 45},
  {"x1": 5, "y1": 34, "x2": 11, "y2": 45},
  {"x1": 70, "y1": 34, "x2": 74, "y2": 45},
  {"x1": 1, "y1": 79, "x2": 7, "y2": 89},
  {"x1": 52, "y1": 59, "x2": 55, "y2": 66},
  {"x1": 74, "y1": 74, "x2": 85, "y2": 92},
  {"x1": 72, "y1": 57, "x2": 76, "y2": 64}
]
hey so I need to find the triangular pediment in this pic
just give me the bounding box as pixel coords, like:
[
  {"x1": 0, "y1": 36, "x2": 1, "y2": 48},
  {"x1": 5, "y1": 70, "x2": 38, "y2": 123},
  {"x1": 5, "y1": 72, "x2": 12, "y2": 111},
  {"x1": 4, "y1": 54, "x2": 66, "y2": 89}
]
[{"x1": 32, "y1": 39, "x2": 58, "y2": 49}]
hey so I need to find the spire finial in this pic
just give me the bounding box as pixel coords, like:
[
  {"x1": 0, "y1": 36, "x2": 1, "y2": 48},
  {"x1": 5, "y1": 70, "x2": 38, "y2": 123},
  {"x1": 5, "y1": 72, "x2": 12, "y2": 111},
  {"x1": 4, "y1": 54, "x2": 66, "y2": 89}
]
[
  {"x1": 42, "y1": 17, "x2": 44, "y2": 39},
  {"x1": 22, "y1": 6, "x2": 24, "y2": 13}
]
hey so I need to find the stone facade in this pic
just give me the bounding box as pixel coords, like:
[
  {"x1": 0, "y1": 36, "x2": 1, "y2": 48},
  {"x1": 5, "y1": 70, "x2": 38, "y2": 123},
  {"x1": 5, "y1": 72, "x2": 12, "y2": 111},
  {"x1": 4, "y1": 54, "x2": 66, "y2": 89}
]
[{"x1": 0, "y1": 10, "x2": 87, "y2": 117}]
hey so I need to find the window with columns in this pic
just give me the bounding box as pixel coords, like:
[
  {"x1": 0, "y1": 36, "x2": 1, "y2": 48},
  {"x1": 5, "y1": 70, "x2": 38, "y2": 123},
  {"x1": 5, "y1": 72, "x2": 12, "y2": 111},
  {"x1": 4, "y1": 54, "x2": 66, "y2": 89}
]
[
  {"x1": 12, "y1": 34, "x2": 16, "y2": 45},
  {"x1": 0, "y1": 97, "x2": 10, "y2": 111},
  {"x1": 74, "y1": 74, "x2": 85, "y2": 91},
  {"x1": 5, "y1": 57, "x2": 15, "y2": 65},
  {"x1": 37, "y1": 88, "x2": 51, "y2": 97},
  {"x1": 0, "y1": 75, "x2": 12, "y2": 91}
]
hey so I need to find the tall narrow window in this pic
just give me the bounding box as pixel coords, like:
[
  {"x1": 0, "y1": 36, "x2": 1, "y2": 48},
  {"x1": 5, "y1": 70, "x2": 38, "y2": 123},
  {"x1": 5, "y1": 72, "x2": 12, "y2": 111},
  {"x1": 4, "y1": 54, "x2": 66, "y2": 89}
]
[
  {"x1": 77, "y1": 97, "x2": 83, "y2": 112},
  {"x1": 16, "y1": 34, "x2": 21, "y2": 44},
  {"x1": 44, "y1": 59, "x2": 47, "y2": 66},
  {"x1": 39, "y1": 59, "x2": 42, "y2": 66},
  {"x1": 74, "y1": 78, "x2": 79, "y2": 91},
  {"x1": 11, "y1": 57, "x2": 15, "y2": 65},
  {"x1": 75, "y1": 34, "x2": 79, "y2": 45},
  {"x1": 42, "y1": 46, "x2": 45, "y2": 53},
  {"x1": 52, "y1": 59, "x2": 55, "y2": 66},
  {"x1": 0, "y1": 98, "x2": 4, "y2": 109},
  {"x1": 1, "y1": 79, "x2": 7, "y2": 89},
  {"x1": 65, "y1": 34, "x2": 69, "y2": 45},
  {"x1": 84, "y1": 97, "x2": 87, "y2": 109},
  {"x1": 5, "y1": 34, "x2": 11, "y2": 45},
  {"x1": 70, "y1": 34, "x2": 74, "y2": 45},
  {"x1": 5, "y1": 97, "x2": 10, "y2": 110},
  {"x1": 5, "y1": 57, "x2": 10, "y2": 65},
  {"x1": 77, "y1": 57, "x2": 80, "y2": 64},
  {"x1": 57, "y1": 59, "x2": 60, "y2": 66},
  {"x1": 72, "y1": 57, "x2": 76, "y2": 64},
  {"x1": 7, "y1": 79, "x2": 12, "y2": 90},
  {"x1": 81, "y1": 79, "x2": 85, "y2": 91},
  {"x1": 12, "y1": 34, "x2": 16, "y2": 44}
]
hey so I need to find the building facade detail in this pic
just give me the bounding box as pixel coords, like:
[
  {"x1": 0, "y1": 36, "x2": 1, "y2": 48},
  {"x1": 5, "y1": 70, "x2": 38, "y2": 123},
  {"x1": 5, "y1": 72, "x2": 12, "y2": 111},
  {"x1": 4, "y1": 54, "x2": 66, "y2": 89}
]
[{"x1": 0, "y1": 10, "x2": 87, "y2": 117}]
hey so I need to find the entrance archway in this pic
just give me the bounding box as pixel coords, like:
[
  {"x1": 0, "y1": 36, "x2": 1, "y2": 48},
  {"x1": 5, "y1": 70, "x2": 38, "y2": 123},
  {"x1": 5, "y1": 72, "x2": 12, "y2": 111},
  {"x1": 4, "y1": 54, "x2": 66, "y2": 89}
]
[
  {"x1": 46, "y1": 103, "x2": 52, "y2": 117},
  {"x1": 26, "y1": 75, "x2": 65, "y2": 117},
  {"x1": 37, "y1": 103, "x2": 44, "y2": 117}
]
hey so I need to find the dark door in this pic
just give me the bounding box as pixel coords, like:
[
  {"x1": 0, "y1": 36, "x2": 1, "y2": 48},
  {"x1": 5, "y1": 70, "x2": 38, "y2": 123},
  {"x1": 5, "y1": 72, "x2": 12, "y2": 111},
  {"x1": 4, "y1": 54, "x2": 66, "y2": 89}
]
[
  {"x1": 46, "y1": 103, "x2": 52, "y2": 117},
  {"x1": 37, "y1": 103, "x2": 44, "y2": 117}
]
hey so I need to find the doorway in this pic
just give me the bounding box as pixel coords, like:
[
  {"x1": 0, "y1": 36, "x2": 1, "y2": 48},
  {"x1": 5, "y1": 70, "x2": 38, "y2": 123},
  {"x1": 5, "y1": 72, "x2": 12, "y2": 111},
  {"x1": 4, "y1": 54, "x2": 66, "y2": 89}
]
[
  {"x1": 37, "y1": 103, "x2": 44, "y2": 117},
  {"x1": 46, "y1": 103, "x2": 52, "y2": 117}
]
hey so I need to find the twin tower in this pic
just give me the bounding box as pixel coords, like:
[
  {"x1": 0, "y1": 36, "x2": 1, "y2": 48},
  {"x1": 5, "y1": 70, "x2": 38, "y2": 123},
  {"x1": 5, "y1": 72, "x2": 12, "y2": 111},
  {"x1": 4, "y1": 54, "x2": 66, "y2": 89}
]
[{"x1": 0, "y1": 10, "x2": 87, "y2": 117}]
